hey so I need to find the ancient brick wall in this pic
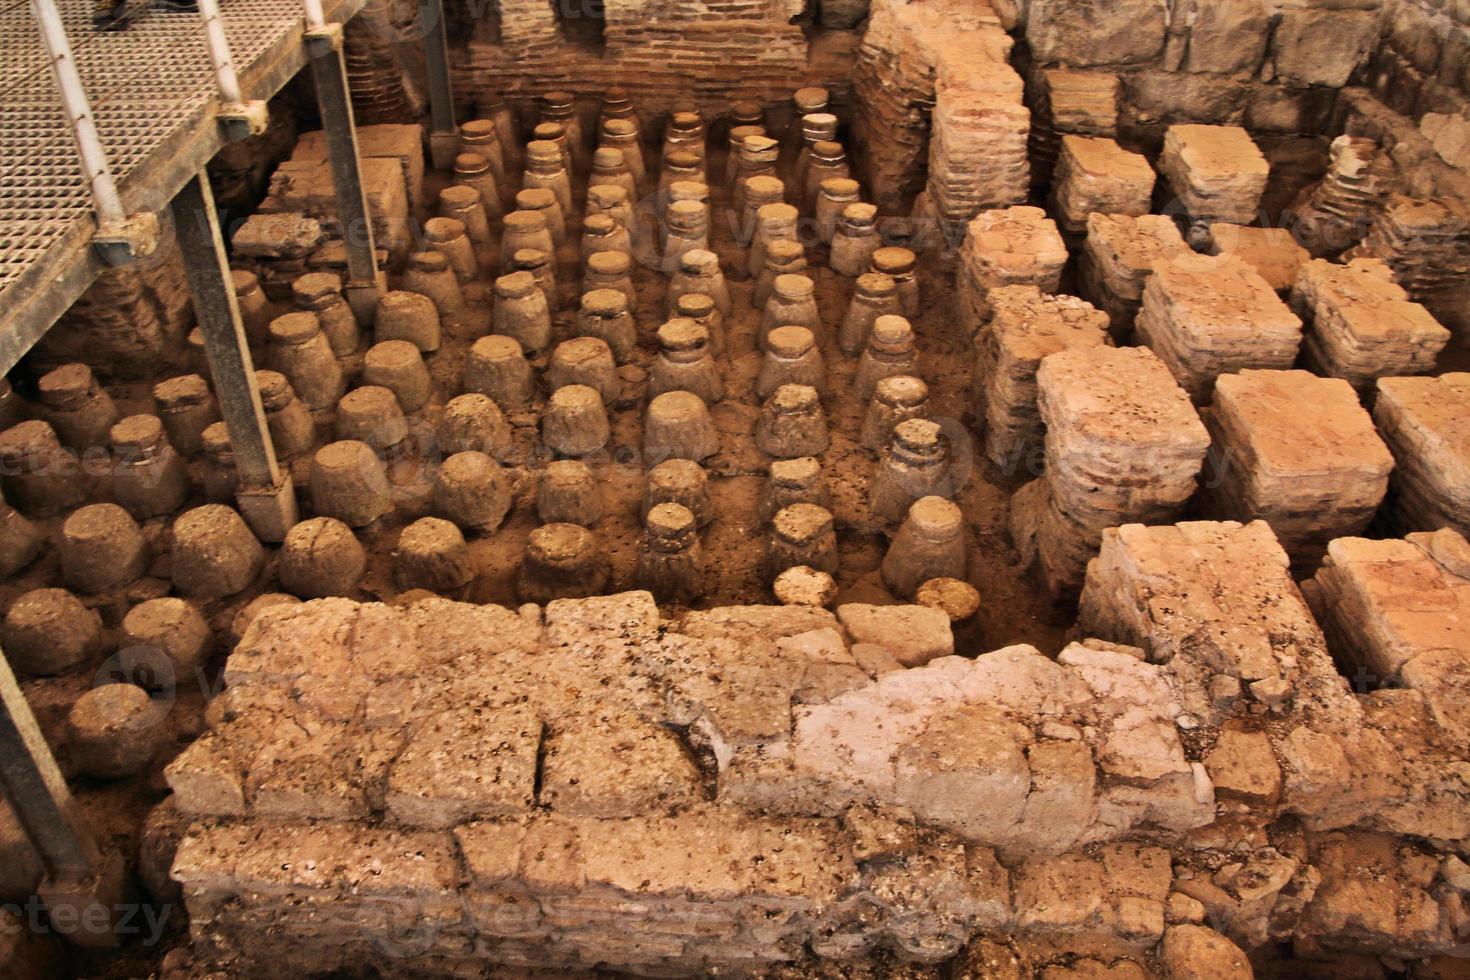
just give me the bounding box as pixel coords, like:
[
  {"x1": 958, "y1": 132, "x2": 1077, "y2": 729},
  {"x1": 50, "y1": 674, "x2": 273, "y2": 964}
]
[{"x1": 451, "y1": 0, "x2": 839, "y2": 119}]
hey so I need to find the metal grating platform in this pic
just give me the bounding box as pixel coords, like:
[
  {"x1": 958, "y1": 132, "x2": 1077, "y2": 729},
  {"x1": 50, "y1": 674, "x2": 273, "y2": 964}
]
[{"x1": 0, "y1": 0, "x2": 367, "y2": 373}]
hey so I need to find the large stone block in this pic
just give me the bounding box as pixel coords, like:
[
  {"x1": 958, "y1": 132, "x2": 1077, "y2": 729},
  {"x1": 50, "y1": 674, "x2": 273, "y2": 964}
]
[
  {"x1": 1270, "y1": 8, "x2": 1379, "y2": 88},
  {"x1": 1026, "y1": 0, "x2": 1166, "y2": 67}
]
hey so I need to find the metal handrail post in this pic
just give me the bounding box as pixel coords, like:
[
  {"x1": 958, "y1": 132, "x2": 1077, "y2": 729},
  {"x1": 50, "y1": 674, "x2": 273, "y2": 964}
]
[
  {"x1": 198, "y1": 0, "x2": 269, "y2": 140},
  {"x1": 29, "y1": 0, "x2": 125, "y2": 230},
  {"x1": 199, "y1": 0, "x2": 243, "y2": 104}
]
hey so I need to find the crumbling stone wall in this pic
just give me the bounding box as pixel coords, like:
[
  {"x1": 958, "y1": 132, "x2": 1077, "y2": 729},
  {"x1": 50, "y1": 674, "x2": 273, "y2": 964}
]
[
  {"x1": 168, "y1": 555, "x2": 1470, "y2": 974},
  {"x1": 1018, "y1": 0, "x2": 1383, "y2": 150}
]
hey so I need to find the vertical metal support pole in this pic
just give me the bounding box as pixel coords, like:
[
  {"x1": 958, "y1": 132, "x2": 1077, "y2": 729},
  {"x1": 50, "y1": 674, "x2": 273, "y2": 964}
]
[
  {"x1": 0, "y1": 651, "x2": 99, "y2": 880},
  {"x1": 422, "y1": 0, "x2": 458, "y2": 170},
  {"x1": 305, "y1": 21, "x2": 385, "y2": 324},
  {"x1": 173, "y1": 173, "x2": 299, "y2": 543},
  {"x1": 0, "y1": 647, "x2": 131, "y2": 949}
]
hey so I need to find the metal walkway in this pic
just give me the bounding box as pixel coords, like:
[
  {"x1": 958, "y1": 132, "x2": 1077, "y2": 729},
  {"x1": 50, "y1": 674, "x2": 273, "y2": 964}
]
[{"x1": 0, "y1": 0, "x2": 366, "y2": 373}]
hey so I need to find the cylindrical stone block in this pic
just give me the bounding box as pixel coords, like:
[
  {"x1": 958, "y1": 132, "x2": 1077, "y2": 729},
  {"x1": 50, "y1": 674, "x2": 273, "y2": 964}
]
[
  {"x1": 635, "y1": 503, "x2": 706, "y2": 605},
  {"x1": 756, "y1": 326, "x2": 826, "y2": 400},
  {"x1": 268, "y1": 312, "x2": 345, "y2": 411},
  {"x1": 644, "y1": 391, "x2": 719, "y2": 464},
  {"x1": 363, "y1": 340, "x2": 434, "y2": 412},
  {"x1": 309, "y1": 441, "x2": 393, "y2": 528},
  {"x1": 861, "y1": 375, "x2": 930, "y2": 451},
  {"x1": 0, "y1": 493, "x2": 44, "y2": 578},
  {"x1": 110, "y1": 414, "x2": 190, "y2": 520},
  {"x1": 649, "y1": 319, "x2": 724, "y2": 404},
  {"x1": 258, "y1": 370, "x2": 319, "y2": 459},
  {"x1": 171, "y1": 505, "x2": 265, "y2": 599},
  {"x1": 2, "y1": 588, "x2": 103, "y2": 675},
  {"x1": 375, "y1": 291, "x2": 442, "y2": 353},
  {"x1": 438, "y1": 394, "x2": 512, "y2": 459},
  {"x1": 395, "y1": 517, "x2": 474, "y2": 592},
  {"x1": 277, "y1": 517, "x2": 367, "y2": 599},
  {"x1": 547, "y1": 338, "x2": 620, "y2": 404},
  {"x1": 433, "y1": 451, "x2": 513, "y2": 533},
  {"x1": 60, "y1": 504, "x2": 148, "y2": 595},
  {"x1": 464, "y1": 336, "x2": 534, "y2": 412},
  {"x1": 516, "y1": 523, "x2": 611, "y2": 603},
  {"x1": 292, "y1": 272, "x2": 361, "y2": 356},
  {"x1": 755, "y1": 384, "x2": 829, "y2": 459},
  {"x1": 153, "y1": 375, "x2": 220, "y2": 456},
  {"x1": 38, "y1": 363, "x2": 118, "y2": 451},
  {"x1": 336, "y1": 386, "x2": 409, "y2": 455},
  {"x1": 121, "y1": 598, "x2": 211, "y2": 676},
  {"x1": 537, "y1": 459, "x2": 604, "y2": 526},
  {"x1": 493, "y1": 270, "x2": 553, "y2": 355},
  {"x1": 403, "y1": 251, "x2": 467, "y2": 318},
  {"x1": 67, "y1": 684, "x2": 167, "y2": 779},
  {"x1": 0, "y1": 420, "x2": 89, "y2": 517},
  {"x1": 424, "y1": 217, "x2": 479, "y2": 283},
  {"x1": 773, "y1": 565, "x2": 838, "y2": 608},
  {"x1": 758, "y1": 455, "x2": 831, "y2": 524},
  {"x1": 881, "y1": 496, "x2": 967, "y2": 599},
  {"x1": 642, "y1": 459, "x2": 713, "y2": 529},
  {"x1": 542, "y1": 385, "x2": 610, "y2": 458},
  {"x1": 766, "y1": 503, "x2": 838, "y2": 580}
]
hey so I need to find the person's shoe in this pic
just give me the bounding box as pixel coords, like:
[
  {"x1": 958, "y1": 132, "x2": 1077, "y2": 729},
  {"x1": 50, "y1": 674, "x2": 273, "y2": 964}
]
[{"x1": 92, "y1": 0, "x2": 141, "y2": 29}]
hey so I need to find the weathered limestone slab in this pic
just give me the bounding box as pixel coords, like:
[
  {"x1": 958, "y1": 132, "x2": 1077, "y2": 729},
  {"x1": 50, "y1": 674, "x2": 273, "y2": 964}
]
[
  {"x1": 1207, "y1": 224, "x2": 1309, "y2": 295},
  {"x1": 1010, "y1": 346, "x2": 1207, "y2": 595},
  {"x1": 956, "y1": 206, "x2": 1068, "y2": 329},
  {"x1": 1293, "y1": 258, "x2": 1449, "y2": 391},
  {"x1": 1203, "y1": 370, "x2": 1393, "y2": 565},
  {"x1": 1050, "y1": 135, "x2": 1155, "y2": 233},
  {"x1": 972, "y1": 285, "x2": 1111, "y2": 471},
  {"x1": 1079, "y1": 213, "x2": 1189, "y2": 338},
  {"x1": 1077, "y1": 520, "x2": 1349, "y2": 726},
  {"x1": 1374, "y1": 373, "x2": 1470, "y2": 537},
  {"x1": 1135, "y1": 252, "x2": 1303, "y2": 403},
  {"x1": 1025, "y1": 0, "x2": 1166, "y2": 68},
  {"x1": 1309, "y1": 530, "x2": 1470, "y2": 744},
  {"x1": 1158, "y1": 125, "x2": 1270, "y2": 225}
]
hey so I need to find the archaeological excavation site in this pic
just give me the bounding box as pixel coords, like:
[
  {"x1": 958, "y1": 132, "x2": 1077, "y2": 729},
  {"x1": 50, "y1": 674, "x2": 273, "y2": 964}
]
[{"x1": 9, "y1": 0, "x2": 1470, "y2": 976}]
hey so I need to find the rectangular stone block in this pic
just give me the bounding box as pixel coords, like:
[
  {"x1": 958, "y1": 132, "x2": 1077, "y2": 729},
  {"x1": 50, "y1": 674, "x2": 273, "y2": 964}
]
[
  {"x1": 1050, "y1": 135, "x2": 1156, "y2": 233},
  {"x1": 957, "y1": 206, "x2": 1068, "y2": 329},
  {"x1": 973, "y1": 285, "x2": 1111, "y2": 470},
  {"x1": 1025, "y1": 0, "x2": 1166, "y2": 67},
  {"x1": 1203, "y1": 369, "x2": 1394, "y2": 565},
  {"x1": 1079, "y1": 213, "x2": 1190, "y2": 338},
  {"x1": 1135, "y1": 252, "x2": 1303, "y2": 402},
  {"x1": 1158, "y1": 125, "x2": 1270, "y2": 225},
  {"x1": 1374, "y1": 373, "x2": 1470, "y2": 537},
  {"x1": 1011, "y1": 346, "x2": 1207, "y2": 594},
  {"x1": 1294, "y1": 257, "x2": 1450, "y2": 391}
]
